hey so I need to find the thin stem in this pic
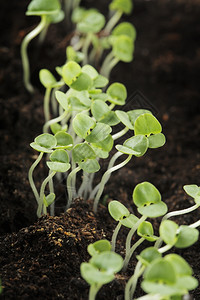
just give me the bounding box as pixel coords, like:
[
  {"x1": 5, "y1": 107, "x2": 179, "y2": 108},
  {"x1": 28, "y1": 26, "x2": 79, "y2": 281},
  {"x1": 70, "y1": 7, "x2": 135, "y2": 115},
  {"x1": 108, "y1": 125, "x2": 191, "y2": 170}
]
[
  {"x1": 93, "y1": 154, "x2": 132, "y2": 213},
  {"x1": 189, "y1": 219, "x2": 200, "y2": 228},
  {"x1": 104, "y1": 56, "x2": 119, "y2": 78},
  {"x1": 82, "y1": 33, "x2": 93, "y2": 65},
  {"x1": 111, "y1": 222, "x2": 122, "y2": 252},
  {"x1": 38, "y1": 23, "x2": 49, "y2": 45},
  {"x1": 125, "y1": 215, "x2": 147, "y2": 254},
  {"x1": 100, "y1": 51, "x2": 114, "y2": 76},
  {"x1": 78, "y1": 171, "x2": 89, "y2": 198},
  {"x1": 44, "y1": 87, "x2": 52, "y2": 123},
  {"x1": 37, "y1": 171, "x2": 56, "y2": 218},
  {"x1": 28, "y1": 152, "x2": 44, "y2": 205},
  {"x1": 123, "y1": 237, "x2": 145, "y2": 272},
  {"x1": 112, "y1": 127, "x2": 129, "y2": 140},
  {"x1": 66, "y1": 166, "x2": 81, "y2": 209},
  {"x1": 104, "y1": 10, "x2": 123, "y2": 33},
  {"x1": 49, "y1": 171, "x2": 55, "y2": 216},
  {"x1": 89, "y1": 285, "x2": 101, "y2": 300},
  {"x1": 90, "y1": 152, "x2": 123, "y2": 200},
  {"x1": 125, "y1": 261, "x2": 145, "y2": 300},
  {"x1": 21, "y1": 15, "x2": 47, "y2": 93},
  {"x1": 43, "y1": 110, "x2": 68, "y2": 133},
  {"x1": 158, "y1": 244, "x2": 172, "y2": 254}
]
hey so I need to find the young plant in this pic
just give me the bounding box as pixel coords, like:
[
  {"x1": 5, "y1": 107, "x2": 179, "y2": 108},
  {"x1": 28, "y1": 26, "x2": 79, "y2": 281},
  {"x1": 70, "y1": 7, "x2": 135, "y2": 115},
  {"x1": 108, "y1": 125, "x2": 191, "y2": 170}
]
[
  {"x1": 21, "y1": 0, "x2": 64, "y2": 93},
  {"x1": 80, "y1": 251, "x2": 123, "y2": 300}
]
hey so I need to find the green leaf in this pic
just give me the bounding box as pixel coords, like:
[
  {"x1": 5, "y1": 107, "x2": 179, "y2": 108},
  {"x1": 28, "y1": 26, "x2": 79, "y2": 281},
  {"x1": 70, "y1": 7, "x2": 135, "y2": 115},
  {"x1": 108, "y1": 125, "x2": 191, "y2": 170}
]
[
  {"x1": 43, "y1": 193, "x2": 55, "y2": 207},
  {"x1": 134, "y1": 113, "x2": 162, "y2": 136},
  {"x1": 100, "y1": 111, "x2": 120, "y2": 126},
  {"x1": 144, "y1": 258, "x2": 176, "y2": 284},
  {"x1": 72, "y1": 113, "x2": 96, "y2": 138},
  {"x1": 71, "y1": 72, "x2": 92, "y2": 91},
  {"x1": 47, "y1": 161, "x2": 70, "y2": 172},
  {"x1": 55, "y1": 132, "x2": 73, "y2": 150},
  {"x1": 69, "y1": 97, "x2": 89, "y2": 111},
  {"x1": 90, "y1": 145, "x2": 109, "y2": 159},
  {"x1": 49, "y1": 149, "x2": 69, "y2": 163},
  {"x1": 138, "y1": 201, "x2": 168, "y2": 218},
  {"x1": 55, "y1": 91, "x2": 69, "y2": 111},
  {"x1": 115, "y1": 144, "x2": 140, "y2": 155},
  {"x1": 49, "y1": 9, "x2": 65, "y2": 23},
  {"x1": 112, "y1": 35, "x2": 134, "y2": 62},
  {"x1": 141, "y1": 281, "x2": 183, "y2": 296},
  {"x1": 39, "y1": 69, "x2": 57, "y2": 88},
  {"x1": 30, "y1": 142, "x2": 53, "y2": 153},
  {"x1": 127, "y1": 109, "x2": 152, "y2": 125},
  {"x1": 164, "y1": 254, "x2": 192, "y2": 277},
  {"x1": 108, "y1": 200, "x2": 130, "y2": 221},
  {"x1": 115, "y1": 110, "x2": 134, "y2": 129},
  {"x1": 123, "y1": 135, "x2": 149, "y2": 157},
  {"x1": 183, "y1": 184, "x2": 200, "y2": 198},
  {"x1": 148, "y1": 133, "x2": 166, "y2": 148},
  {"x1": 91, "y1": 100, "x2": 110, "y2": 121},
  {"x1": 175, "y1": 225, "x2": 199, "y2": 248},
  {"x1": 72, "y1": 143, "x2": 96, "y2": 163},
  {"x1": 50, "y1": 123, "x2": 67, "y2": 134},
  {"x1": 79, "y1": 159, "x2": 100, "y2": 173},
  {"x1": 109, "y1": 0, "x2": 133, "y2": 14},
  {"x1": 93, "y1": 75, "x2": 109, "y2": 88},
  {"x1": 90, "y1": 251, "x2": 123, "y2": 274},
  {"x1": 159, "y1": 220, "x2": 179, "y2": 246},
  {"x1": 137, "y1": 221, "x2": 158, "y2": 242},
  {"x1": 120, "y1": 214, "x2": 139, "y2": 228},
  {"x1": 62, "y1": 61, "x2": 82, "y2": 86},
  {"x1": 26, "y1": 0, "x2": 61, "y2": 16},
  {"x1": 107, "y1": 83, "x2": 127, "y2": 105},
  {"x1": 176, "y1": 276, "x2": 198, "y2": 291},
  {"x1": 137, "y1": 247, "x2": 162, "y2": 266},
  {"x1": 91, "y1": 134, "x2": 114, "y2": 152},
  {"x1": 35, "y1": 133, "x2": 57, "y2": 148},
  {"x1": 88, "y1": 240, "x2": 111, "y2": 257},
  {"x1": 112, "y1": 22, "x2": 136, "y2": 41},
  {"x1": 77, "y1": 11, "x2": 105, "y2": 33},
  {"x1": 82, "y1": 65, "x2": 98, "y2": 80},
  {"x1": 71, "y1": 7, "x2": 87, "y2": 23},
  {"x1": 133, "y1": 182, "x2": 161, "y2": 207},
  {"x1": 81, "y1": 262, "x2": 114, "y2": 285},
  {"x1": 86, "y1": 123, "x2": 112, "y2": 143}
]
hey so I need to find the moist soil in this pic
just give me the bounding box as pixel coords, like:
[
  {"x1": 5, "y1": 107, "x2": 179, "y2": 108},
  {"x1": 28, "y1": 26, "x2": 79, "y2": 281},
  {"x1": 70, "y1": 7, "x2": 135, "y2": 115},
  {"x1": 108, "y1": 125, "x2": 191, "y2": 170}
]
[{"x1": 0, "y1": 0, "x2": 200, "y2": 299}]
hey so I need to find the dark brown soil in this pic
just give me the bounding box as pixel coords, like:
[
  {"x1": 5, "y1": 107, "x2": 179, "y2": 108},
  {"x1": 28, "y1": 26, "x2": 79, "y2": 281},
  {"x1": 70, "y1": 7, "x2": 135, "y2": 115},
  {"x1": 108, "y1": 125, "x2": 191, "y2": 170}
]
[{"x1": 0, "y1": 0, "x2": 200, "y2": 299}]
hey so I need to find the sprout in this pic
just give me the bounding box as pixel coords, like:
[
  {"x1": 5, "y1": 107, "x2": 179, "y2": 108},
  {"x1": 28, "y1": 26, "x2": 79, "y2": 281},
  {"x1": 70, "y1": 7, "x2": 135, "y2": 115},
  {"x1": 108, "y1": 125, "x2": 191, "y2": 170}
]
[
  {"x1": 21, "y1": 0, "x2": 63, "y2": 93},
  {"x1": 87, "y1": 240, "x2": 111, "y2": 257},
  {"x1": 81, "y1": 251, "x2": 123, "y2": 300}
]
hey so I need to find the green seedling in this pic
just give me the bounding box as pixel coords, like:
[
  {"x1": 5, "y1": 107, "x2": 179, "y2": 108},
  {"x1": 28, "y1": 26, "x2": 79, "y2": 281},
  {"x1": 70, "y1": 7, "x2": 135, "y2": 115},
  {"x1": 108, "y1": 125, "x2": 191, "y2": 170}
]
[
  {"x1": 104, "y1": 0, "x2": 133, "y2": 34},
  {"x1": 81, "y1": 251, "x2": 123, "y2": 300},
  {"x1": 21, "y1": 0, "x2": 63, "y2": 93},
  {"x1": 141, "y1": 254, "x2": 198, "y2": 298},
  {"x1": 87, "y1": 240, "x2": 111, "y2": 257}
]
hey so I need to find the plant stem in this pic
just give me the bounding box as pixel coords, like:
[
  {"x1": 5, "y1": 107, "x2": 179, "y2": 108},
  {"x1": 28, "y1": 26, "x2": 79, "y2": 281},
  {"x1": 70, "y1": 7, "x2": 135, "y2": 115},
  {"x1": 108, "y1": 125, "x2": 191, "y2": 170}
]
[
  {"x1": 89, "y1": 285, "x2": 100, "y2": 300},
  {"x1": 125, "y1": 215, "x2": 147, "y2": 254},
  {"x1": 123, "y1": 237, "x2": 145, "y2": 272},
  {"x1": 158, "y1": 244, "x2": 172, "y2": 254},
  {"x1": 93, "y1": 154, "x2": 132, "y2": 213},
  {"x1": 28, "y1": 152, "x2": 44, "y2": 205},
  {"x1": 125, "y1": 261, "x2": 145, "y2": 300},
  {"x1": 66, "y1": 166, "x2": 81, "y2": 209},
  {"x1": 38, "y1": 23, "x2": 49, "y2": 45},
  {"x1": 111, "y1": 222, "x2": 122, "y2": 252},
  {"x1": 112, "y1": 127, "x2": 129, "y2": 140},
  {"x1": 37, "y1": 171, "x2": 56, "y2": 217},
  {"x1": 82, "y1": 33, "x2": 93, "y2": 65},
  {"x1": 189, "y1": 219, "x2": 200, "y2": 228},
  {"x1": 21, "y1": 15, "x2": 47, "y2": 93},
  {"x1": 43, "y1": 110, "x2": 68, "y2": 133},
  {"x1": 104, "y1": 10, "x2": 123, "y2": 33},
  {"x1": 78, "y1": 171, "x2": 89, "y2": 198},
  {"x1": 49, "y1": 172, "x2": 55, "y2": 216},
  {"x1": 100, "y1": 51, "x2": 114, "y2": 77},
  {"x1": 44, "y1": 87, "x2": 52, "y2": 123},
  {"x1": 104, "y1": 57, "x2": 119, "y2": 78}
]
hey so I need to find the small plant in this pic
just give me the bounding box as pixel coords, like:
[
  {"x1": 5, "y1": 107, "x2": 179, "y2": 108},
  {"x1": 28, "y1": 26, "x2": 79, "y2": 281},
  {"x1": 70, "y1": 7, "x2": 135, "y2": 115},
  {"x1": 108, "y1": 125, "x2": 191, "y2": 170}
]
[{"x1": 81, "y1": 241, "x2": 123, "y2": 300}]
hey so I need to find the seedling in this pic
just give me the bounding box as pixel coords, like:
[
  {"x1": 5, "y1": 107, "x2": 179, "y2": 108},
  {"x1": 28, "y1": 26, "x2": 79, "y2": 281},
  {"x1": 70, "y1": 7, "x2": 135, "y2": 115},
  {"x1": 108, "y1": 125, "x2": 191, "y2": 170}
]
[
  {"x1": 81, "y1": 251, "x2": 123, "y2": 300},
  {"x1": 21, "y1": 0, "x2": 64, "y2": 93},
  {"x1": 87, "y1": 240, "x2": 111, "y2": 257}
]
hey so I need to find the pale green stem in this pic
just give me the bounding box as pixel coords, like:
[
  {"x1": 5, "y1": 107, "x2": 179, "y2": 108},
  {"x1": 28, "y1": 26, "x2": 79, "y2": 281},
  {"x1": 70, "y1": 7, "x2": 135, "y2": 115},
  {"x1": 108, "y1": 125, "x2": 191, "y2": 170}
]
[
  {"x1": 43, "y1": 110, "x2": 68, "y2": 133},
  {"x1": 100, "y1": 51, "x2": 114, "y2": 76},
  {"x1": 72, "y1": 37, "x2": 84, "y2": 51},
  {"x1": 123, "y1": 237, "x2": 145, "y2": 272},
  {"x1": 109, "y1": 103, "x2": 115, "y2": 110},
  {"x1": 21, "y1": 15, "x2": 48, "y2": 93},
  {"x1": 49, "y1": 171, "x2": 55, "y2": 216},
  {"x1": 89, "y1": 284, "x2": 101, "y2": 300},
  {"x1": 71, "y1": 161, "x2": 77, "y2": 198},
  {"x1": 38, "y1": 23, "x2": 49, "y2": 45},
  {"x1": 112, "y1": 127, "x2": 129, "y2": 140},
  {"x1": 93, "y1": 154, "x2": 132, "y2": 213},
  {"x1": 44, "y1": 87, "x2": 52, "y2": 123},
  {"x1": 125, "y1": 261, "x2": 145, "y2": 300},
  {"x1": 189, "y1": 219, "x2": 200, "y2": 228},
  {"x1": 125, "y1": 215, "x2": 147, "y2": 253},
  {"x1": 158, "y1": 244, "x2": 173, "y2": 254},
  {"x1": 111, "y1": 222, "x2": 122, "y2": 252},
  {"x1": 66, "y1": 166, "x2": 81, "y2": 209},
  {"x1": 90, "y1": 152, "x2": 123, "y2": 200},
  {"x1": 78, "y1": 171, "x2": 89, "y2": 198},
  {"x1": 154, "y1": 203, "x2": 199, "y2": 249},
  {"x1": 73, "y1": 0, "x2": 81, "y2": 10},
  {"x1": 82, "y1": 33, "x2": 93, "y2": 65},
  {"x1": 37, "y1": 171, "x2": 56, "y2": 218},
  {"x1": 104, "y1": 56, "x2": 119, "y2": 78},
  {"x1": 28, "y1": 152, "x2": 44, "y2": 205},
  {"x1": 104, "y1": 10, "x2": 123, "y2": 33}
]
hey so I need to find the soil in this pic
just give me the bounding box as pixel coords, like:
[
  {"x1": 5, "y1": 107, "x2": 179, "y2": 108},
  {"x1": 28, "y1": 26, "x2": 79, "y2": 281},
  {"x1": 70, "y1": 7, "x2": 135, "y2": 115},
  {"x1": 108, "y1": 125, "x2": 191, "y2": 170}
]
[{"x1": 0, "y1": 0, "x2": 200, "y2": 299}]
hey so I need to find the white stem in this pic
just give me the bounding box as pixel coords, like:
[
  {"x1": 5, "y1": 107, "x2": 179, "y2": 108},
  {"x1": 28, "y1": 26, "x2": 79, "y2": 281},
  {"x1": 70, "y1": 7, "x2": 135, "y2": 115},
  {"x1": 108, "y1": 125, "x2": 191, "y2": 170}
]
[
  {"x1": 43, "y1": 110, "x2": 68, "y2": 133},
  {"x1": 112, "y1": 127, "x2": 129, "y2": 140},
  {"x1": 123, "y1": 237, "x2": 145, "y2": 272}
]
